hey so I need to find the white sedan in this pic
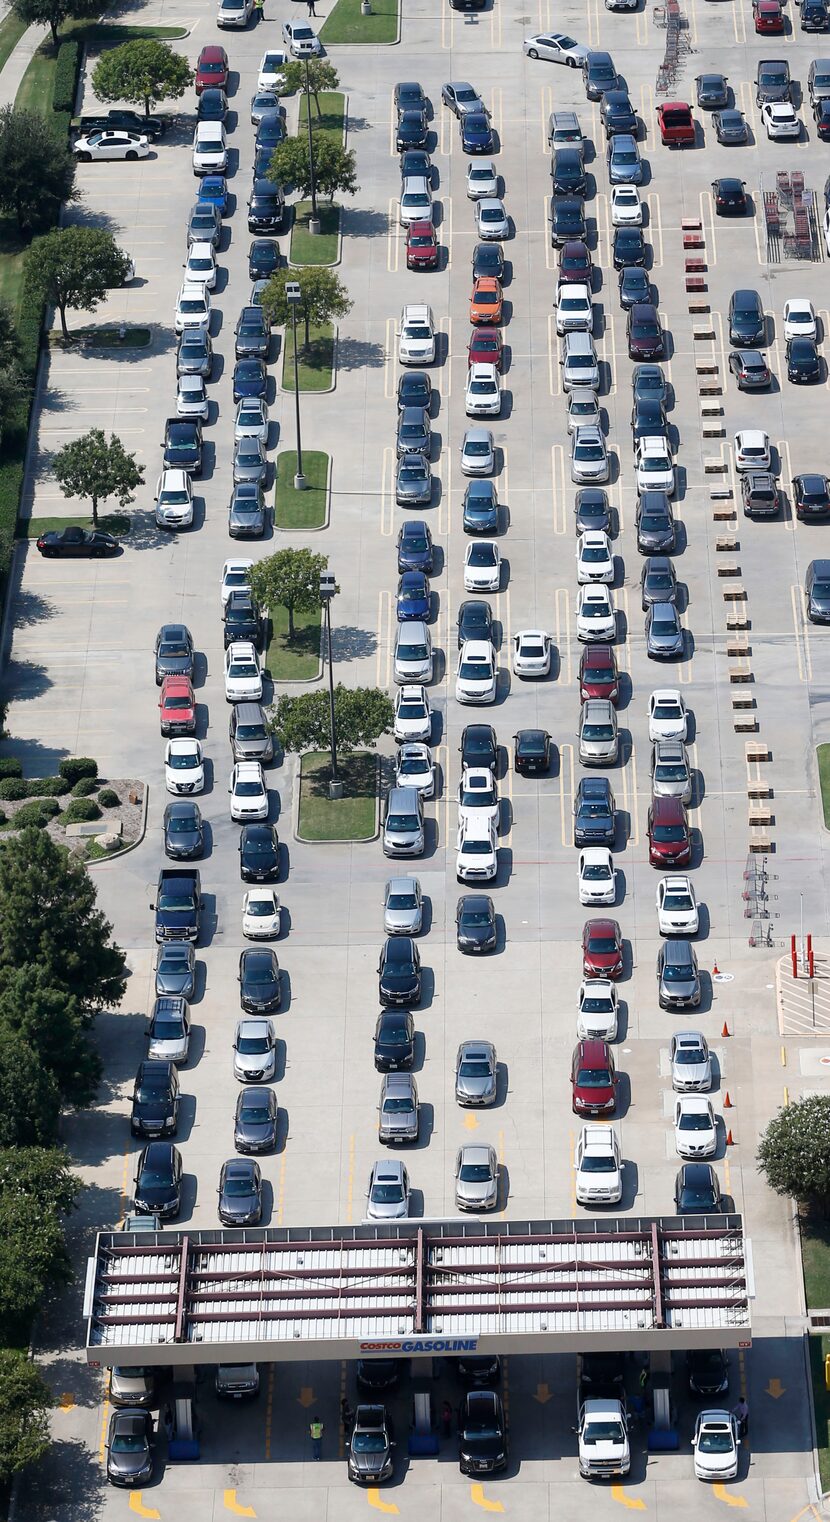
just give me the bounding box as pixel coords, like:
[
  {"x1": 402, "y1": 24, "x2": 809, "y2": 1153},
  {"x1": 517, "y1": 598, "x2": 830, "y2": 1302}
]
[
  {"x1": 693, "y1": 1412, "x2": 740, "y2": 1482},
  {"x1": 555, "y1": 283, "x2": 593, "y2": 334},
  {"x1": 221, "y1": 557, "x2": 253, "y2": 607},
  {"x1": 457, "y1": 766, "x2": 499, "y2": 825},
  {"x1": 242, "y1": 888, "x2": 282, "y2": 940},
  {"x1": 475, "y1": 198, "x2": 509, "y2": 240},
  {"x1": 164, "y1": 738, "x2": 204, "y2": 795},
  {"x1": 577, "y1": 979, "x2": 619, "y2": 1040},
  {"x1": 234, "y1": 398, "x2": 269, "y2": 443},
  {"x1": 74, "y1": 129, "x2": 149, "y2": 161},
  {"x1": 466, "y1": 160, "x2": 499, "y2": 200},
  {"x1": 656, "y1": 874, "x2": 699, "y2": 935},
  {"x1": 224, "y1": 641, "x2": 263, "y2": 701},
  {"x1": 465, "y1": 363, "x2": 501, "y2": 417},
  {"x1": 464, "y1": 540, "x2": 501, "y2": 592},
  {"x1": 395, "y1": 742, "x2": 435, "y2": 796},
  {"x1": 456, "y1": 641, "x2": 498, "y2": 703},
  {"x1": 635, "y1": 436, "x2": 675, "y2": 494},
  {"x1": 576, "y1": 530, "x2": 614, "y2": 584},
  {"x1": 610, "y1": 185, "x2": 643, "y2": 226},
  {"x1": 184, "y1": 241, "x2": 217, "y2": 290},
  {"x1": 734, "y1": 428, "x2": 770, "y2": 471},
  {"x1": 783, "y1": 298, "x2": 817, "y2": 340},
  {"x1": 576, "y1": 584, "x2": 615, "y2": 642},
  {"x1": 578, "y1": 848, "x2": 617, "y2": 906},
  {"x1": 229, "y1": 761, "x2": 268, "y2": 821},
  {"x1": 257, "y1": 49, "x2": 287, "y2": 90},
  {"x1": 512, "y1": 630, "x2": 551, "y2": 677},
  {"x1": 394, "y1": 685, "x2": 432, "y2": 743},
  {"x1": 674, "y1": 1095, "x2": 717, "y2": 1159},
  {"x1": 281, "y1": 19, "x2": 321, "y2": 54},
  {"x1": 761, "y1": 101, "x2": 801, "y2": 140},
  {"x1": 647, "y1": 688, "x2": 688, "y2": 741},
  {"x1": 523, "y1": 31, "x2": 590, "y2": 65}
]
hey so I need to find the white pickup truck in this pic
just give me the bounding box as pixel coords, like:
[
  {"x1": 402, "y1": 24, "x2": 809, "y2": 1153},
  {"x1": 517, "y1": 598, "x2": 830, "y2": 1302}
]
[{"x1": 577, "y1": 1397, "x2": 631, "y2": 1479}]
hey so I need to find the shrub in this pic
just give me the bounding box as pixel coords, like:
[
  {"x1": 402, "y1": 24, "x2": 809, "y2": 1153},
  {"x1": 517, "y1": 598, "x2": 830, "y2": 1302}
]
[
  {"x1": 70, "y1": 776, "x2": 97, "y2": 798},
  {"x1": 97, "y1": 788, "x2": 119, "y2": 808},
  {"x1": 0, "y1": 779, "x2": 26, "y2": 801},
  {"x1": 0, "y1": 759, "x2": 22, "y2": 780},
  {"x1": 59, "y1": 758, "x2": 98, "y2": 786},
  {"x1": 52, "y1": 42, "x2": 80, "y2": 116},
  {"x1": 26, "y1": 776, "x2": 70, "y2": 797},
  {"x1": 62, "y1": 798, "x2": 101, "y2": 825},
  {"x1": 10, "y1": 800, "x2": 59, "y2": 828}
]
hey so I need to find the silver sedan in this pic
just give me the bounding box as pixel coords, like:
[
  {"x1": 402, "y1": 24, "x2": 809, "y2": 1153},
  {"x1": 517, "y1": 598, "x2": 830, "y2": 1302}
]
[{"x1": 455, "y1": 1143, "x2": 499, "y2": 1209}]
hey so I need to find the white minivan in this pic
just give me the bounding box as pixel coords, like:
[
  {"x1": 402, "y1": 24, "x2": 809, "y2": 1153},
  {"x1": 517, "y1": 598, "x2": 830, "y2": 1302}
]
[{"x1": 192, "y1": 121, "x2": 228, "y2": 175}]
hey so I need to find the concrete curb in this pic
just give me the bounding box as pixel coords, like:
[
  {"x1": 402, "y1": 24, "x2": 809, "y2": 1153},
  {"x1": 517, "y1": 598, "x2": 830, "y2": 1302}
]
[
  {"x1": 289, "y1": 208, "x2": 343, "y2": 269},
  {"x1": 278, "y1": 323, "x2": 338, "y2": 394},
  {"x1": 276, "y1": 450, "x2": 332, "y2": 533},
  {"x1": 86, "y1": 780, "x2": 149, "y2": 868},
  {"x1": 293, "y1": 753, "x2": 380, "y2": 842}
]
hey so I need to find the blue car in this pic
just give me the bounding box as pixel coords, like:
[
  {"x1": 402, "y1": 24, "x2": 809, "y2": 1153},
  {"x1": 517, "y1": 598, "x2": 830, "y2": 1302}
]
[
  {"x1": 232, "y1": 358, "x2": 267, "y2": 403},
  {"x1": 396, "y1": 571, "x2": 431, "y2": 622},
  {"x1": 607, "y1": 133, "x2": 643, "y2": 184},
  {"x1": 200, "y1": 175, "x2": 228, "y2": 215},
  {"x1": 461, "y1": 111, "x2": 493, "y2": 153},
  {"x1": 397, "y1": 519, "x2": 434, "y2": 573}
]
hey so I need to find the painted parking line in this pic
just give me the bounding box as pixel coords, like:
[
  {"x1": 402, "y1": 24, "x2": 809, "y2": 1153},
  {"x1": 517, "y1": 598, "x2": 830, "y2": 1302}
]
[
  {"x1": 547, "y1": 313, "x2": 561, "y2": 396},
  {"x1": 597, "y1": 190, "x2": 611, "y2": 259},
  {"x1": 555, "y1": 586, "x2": 572, "y2": 682},
  {"x1": 639, "y1": 83, "x2": 654, "y2": 144},
  {"x1": 698, "y1": 189, "x2": 718, "y2": 266},
  {"x1": 492, "y1": 86, "x2": 503, "y2": 144},
  {"x1": 738, "y1": 81, "x2": 759, "y2": 140},
  {"x1": 559, "y1": 741, "x2": 575, "y2": 847},
  {"x1": 490, "y1": 5, "x2": 502, "y2": 50},
  {"x1": 551, "y1": 443, "x2": 567, "y2": 533},
  {"x1": 439, "y1": 110, "x2": 449, "y2": 158},
  {"x1": 543, "y1": 197, "x2": 554, "y2": 269},
  {"x1": 388, "y1": 93, "x2": 397, "y2": 157},
  {"x1": 438, "y1": 446, "x2": 451, "y2": 536},
  {"x1": 540, "y1": 85, "x2": 553, "y2": 155},
  {"x1": 384, "y1": 317, "x2": 397, "y2": 400},
  {"x1": 628, "y1": 742, "x2": 641, "y2": 847},
  {"x1": 445, "y1": 191, "x2": 453, "y2": 271},
  {"x1": 647, "y1": 194, "x2": 663, "y2": 267},
  {"x1": 569, "y1": 1131, "x2": 578, "y2": 1212},
  {"x1": 732, "y1": 0, "x2": 747, "y2": 42},
  {"x1": 438, "y1": 316, "x2": 452, "y2": 399},
  {"x1": 635, "y1": 5, "x2": 649, "y2": 45},
  {"x1": 345, "y1": 1133, "x2": 355, "y2": 1224},
  {"x1": 586, "y1": 0, "x2": 601, "y2": 48},
  {"x1": 376, "y1": 589, "x2": 393, "y2": 687},
  {"x1": 387, "y1": 199, "x2": 399, "y2": 274},
  {"x1": 600, "y1": 308, "x2": 617, "y2": 395},
  {"x1": 778, "y1": 436, "x2": 795, "y2": 533},
  {"x1": 791, "y1": 584, "x2": 813, "y2": 683}
]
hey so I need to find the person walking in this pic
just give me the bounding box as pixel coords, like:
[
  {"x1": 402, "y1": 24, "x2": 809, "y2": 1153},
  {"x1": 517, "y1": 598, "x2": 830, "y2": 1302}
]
[
  {"x1": 254, "y1": 0, "x2": 265, "y2": 18},
  {"x1": 307, "y1": 0, "x2": 317, "y2": 14},
  {"x1": 440, "y1": 1400, "x2": 453, "y2": 1439},
  {"x1": 732, "y1": 1396, "x2": 749, "y2": 1440},
  {"x1": 341, "y1": 1398, "x2": 354, "y2": 1436},
  {"x1": 310, "y1": 1417, "x2": 324, "y2": 1459}
]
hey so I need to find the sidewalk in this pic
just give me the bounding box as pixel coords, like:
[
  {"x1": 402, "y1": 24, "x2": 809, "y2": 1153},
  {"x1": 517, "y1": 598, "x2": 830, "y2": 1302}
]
[{"x1": 0, "y1": 19, "x2": 48, "y2": 109}]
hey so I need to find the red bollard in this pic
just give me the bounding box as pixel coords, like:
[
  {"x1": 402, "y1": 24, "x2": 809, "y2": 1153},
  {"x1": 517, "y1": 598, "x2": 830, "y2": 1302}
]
[{"x1": 792, "y1": 934, "x2": 798, "y2": 979}]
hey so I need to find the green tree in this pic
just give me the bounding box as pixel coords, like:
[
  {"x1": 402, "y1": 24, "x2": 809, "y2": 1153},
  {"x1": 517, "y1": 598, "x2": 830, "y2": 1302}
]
[
  {"x1": 250, "y1": 547, "x2": 335, "y2": 641},
  {"x1": 757, "y1": 1095, "x2": 830, "y2": 1214},
  {"x1": 0, "y1": 965, "x2": 101, "y2": 1106},
  {"x1": 272, "y1": 686, "x2": 394, "y2": 758},
  {"x1": 280, "y1": 57, "x2": 340, "y2": 110},
  {"x1": 0, "y1": 368, "x2": 22, "y2": 449},
  {"x1": 0, "y1": 1350, "x2": 52, "y2": 1483},
  {"x1": 0, "y1": 1031, "x2": 60, "y2": 1147},
  {"x1": 0, "y1": 1148, "x2": 82, "y2": 1338},
  {"x1": 53, "y1": 428, "x2": 143, "y2": 526},
  {"x1": 261, "y1": 265, "x2": 352, "y2": 350},
  {"x1": 91, "y1": 39, "x2": 192, "y2": 119},
  {"x1": 9, "y1": 0, "x2": 99, "y2": 48},
  {"x1": 0, "y1": 106, "x2": 76, "y2": 232},
  {"x1": 24, "y1": 226, "x2": 132, "y2": 344},
  {"x1": 267, "y1": 136, "x2": 357, "y2": 203},
  {"x1": 0, "y1": 300, "x2": 21, "y2": 373},
  {"x1": 0, "y1": 828, "x2": 127, "y2": 1017}
]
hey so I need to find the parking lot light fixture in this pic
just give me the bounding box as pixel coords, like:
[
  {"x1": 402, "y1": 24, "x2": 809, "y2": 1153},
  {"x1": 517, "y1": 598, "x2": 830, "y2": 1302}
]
[
  {"x1": 286, "y1": 281, "x2": 306, "y2": 491},
  {"x1": 319, "y1": 571, "x2": 342, "y2": 799}
]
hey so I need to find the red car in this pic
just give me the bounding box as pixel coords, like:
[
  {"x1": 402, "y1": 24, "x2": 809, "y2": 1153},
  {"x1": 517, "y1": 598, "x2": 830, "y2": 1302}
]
[
  {"x1": 406, "y1": 220, "x2": 438, "y2": 270},
  {"x1": 467, "y1": 326, "x2": 503, "y2": 369},
  {"x1": 571, "y1": 1038, "x2": 617, "y2": 1116},
  {"x1": 195, "y1": 45, "x2": 229, "y2": 95},
  {"x1": 579, "y1": 644, "x2": 619, "y2": 703},
  {"x1": 581, "y1": 917, "x2": 623, "y2": 979},
  {"x1": 159, "y1": 675, "x2": 196, "y2": 736},
  {"x1": 558, "y1": 238, "x2": 592, "y2": 286},
  {"x1": 647, "y1": 794, "x2": 691, "y2": 867},
  {"x1": 753, "y1": 0, "x2": 784, "y2": 31}
]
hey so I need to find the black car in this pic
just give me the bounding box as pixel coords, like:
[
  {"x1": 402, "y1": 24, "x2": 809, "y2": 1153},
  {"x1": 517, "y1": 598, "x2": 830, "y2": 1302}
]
[
  {"x1": 198, "y1": 86, "x2": 228, "y2": 119},
  {"x1": 460, "y1": 723, "x2": 498, "y2": 772},
  {"x1": 619, "y1": 266, "x2": 651, "y2": 310},
  {"x1": 357, "y1": 1359, "x2": 402, "y2": 1394},
  {"x1": 600, "y1": 89, "x2": 637, "y2": 137},
  {"x1": 131, "y1": 1061, "x2": 179, "y2": 1138},
  {"x1": 400, "y1": 148, "x2": 431, "y2": 180},
  {"x1": 579, "y1": 1351, "x2": 625, "y2": 1392},
  {"x1": 551, "y1": 148, "x2": 586, "y2": 195},
  {"x1": 459, "y1": 1355, "x2": 502, "y2": 1387},
  {"x1": 106, "y1": 1408, "x2": 154, "y2": 1488},
  {"x1": 675, "y1": 1162, "x2": 721, "y2": 1214},
  {"x1": 396, "y1": 109, "x2": 428, "y2": 150},
  {"x1": 641, "y1": 555, "x2": 677, "y2": 610},
  {"x1": 224, "y1": 590, "x2": 263, "y2": 647},
  {"x1": 163, "y1": 801, "x2": 203, "y2": 860},
  {"x1": 806, "y1": 559, "x2": 830, "y2": 621},
  {"x1": 218, "y1": 1157, "x2": 262, "y2": 1225},
  {"x1": 235, "y1": 1086, "x2": 278, "y2": 1153},
  {"x1": 513, "y1": 728, "x2": 551, "y2": 776},
  {"x1": 458, "y1": 1390, "x2": 508, "y2": 1475},
  {"x1": 373, "y1": 1008, "x2": 415, "y2": 1070},
  {"x1": 397, "y1": 518, "x2": 434, "y2": 572},
  {"x1": 463, "y1": 480, "x2": 499, "y2": 534},
  {"x1": 461, "y1": 111, "x2": 493, "y2": 152},
  {"x1": 247, "y1": 178, "x2": 284, "y2": 233},
  {"x1": 787, "y1": 336, "x2": 821, "y2": 382},
  {"x1": 155, "y1": 942, "x2": 196, "y2": 999},
  {"x1": 472, "y1": 242, "x2": 505, "y2": 279},
  {"x1": 632, "y1": 364, "x2": 668, "y2": 405},
  {"x1": 36, "y1": 526, "x2": 118, "y2": 558},
  {"x1": 239, "y1": 822, "x2": 280, "y2": 882},
  {"x1": 636, "y1": 490, "x2": 676, "y2": 553},
  {"x1": 728, "y1": 349, "x2": 771, "y2": 390},
  {"x1": 712, "y1": 177, "x2": 747, "y2": 214},
  {"x1": 729, "y1": 288, "x2": 764, "y2": 345},
  {"x1": 631, "y1": 396, "x2": 668, "y2": 442},
  {"x1": 628, "y1": 302, "x2": 663, "y2": 359},
  {"x1": 550, "y1": 196, "x2": 586, "y2": 246},
  {"x1": 348, "y1": 1404, "x2": 395, "y2": 1485},
  {"x1": 456, "y1": 894, "x2": 497, "y2": 953},
  {"x1": 457, "y1": 598, "x2": 493, "y2": 647},
  {"x1": 696, "y1": 72, "x2": 729, "y2": 108},
  {"x1": 249, "y1": 239, "x2": 281, "y2": 279},
  {"x1": 133, "y1": 1141, "x2": 182, "y2": 1218},
  {"x1": 254, "y1": 145, "x2": 276, "y2": 177},
  {"x1": 154, "y1": 623, "x2": 194, "y2": 684},
  {"x1": 395, "y1": 80, "x2": 426, "y2": 114},
  {"x1": 755, "y1": 58, "x2": 791, "y2": 103},
  {"x1": 687, "y1": 1349, "x2": 729, "y2": 1397},
  {"x1": 613, "y1": 226, "x2": 646, "y2": 269},
  {"x1": 575, "y1": 487, "x2": 611, "y2": 535},
  {"x1": 239, "y1": 948, "x2": 281, "y2": 1012},
  {"x1": 397, "y1": 370, "x2": 432, "y2": 413},
  {"x1": 163, "y1": 417, "x2": 203, "y2": 475},
  {"x1": 794, "y1": 473, "x2": 830, "y2": 520},
  {"x1": 573, "y1": 775, "x2": 616, "y2": 846},
  {"x1": 584, "y1": 50, "x2": 619, "y2": 100},
  {"x1": 235, "y1": 307, "x2": 270, "y2": 359},
  {"x1": 378, "y1": 936, "x2": 421, "y2": 1007}
]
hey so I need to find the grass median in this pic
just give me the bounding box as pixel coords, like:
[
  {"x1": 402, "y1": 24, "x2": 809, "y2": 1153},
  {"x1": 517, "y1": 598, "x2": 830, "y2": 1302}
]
[
  {"x1": 281, "y1": 320, "x2": 335, "y2": 391},
  {"x1": 265, "y1": 603, "x2": 321, "y2": 680},
  {"x1": 275, "y1": 450, "x2": 328, "y2": 530},
  {"x1": 0, "y1": 11, "x2": 29, "y2": 74},
  {"x1": 298, "y1": 90, "x2": 345, "y2": 147},
  {"x1": 320, "y1": 0, "x2": 398, "y2": 45},
  {"x1": 289, "y1": 202, "x2": 340, "y2": 266},
  {"x1": 298, "y1": 750, "x2": 376, "y2": 841},
  {"x1": 819, "y1": 745, "x2": 830, "y2": 829}
]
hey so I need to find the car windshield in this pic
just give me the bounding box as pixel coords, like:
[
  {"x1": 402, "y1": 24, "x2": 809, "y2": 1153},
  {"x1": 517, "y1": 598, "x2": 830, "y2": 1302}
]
[
  {"x1": 581, "y1": 1153, "x2": 615, "y2": 1171},
  {"x1": 699, "y1": 1427, "x2": 733, "y2": 1452},
  {"x1": 460, "y1": 659, "x2": 490, "y2": 679},
  {"x1": 400, "y1": 467, "x2": 425, "y2": 483},
  {"x1": 587, "y1": 933, "x2": 616, "y2": 951},
  {"x1": 240, "y1": 1102, "x2": 271, "y2": 1122},
  {"x1": 655, "y1": 762, "x2": 686, "y2": 782},
  {"x1": 814, "y1": 581, "x2": 830, "y2": 596},
  {"x1": 398, "y1": 702, "x2": 425, "y2": 719},
  {"x1": 581, "y1": 993, "x2": 613, "y2": 1011},
  {"x1": 379, "y1": 1021, "x2": 409, "y2": 1044},
  {"x1": 224, "y1": 1176, "x2": 254, "y2": 1196},
  {"x1": 519, "y1": 734, "x2": 546, "y2": 752},
  {"x1": 163, "y1": 695, "x2": 189, "y2": 711},
  {"x1": 577, "y1": 1067, "x2": 611, "y2": 1086},
  {"x1": 465, "y1": 441, "x2": 490, "y2": 458},
  {"x1": 462, "y1": 839, "x2": 492, "y2": 855},
  {"x1": 403, "y1": 532, "x2": 428, "y2": 550},
  {"x1": 180, "y1": 299, "x2": 205, "y2": 314},
  {"x1": 459, "y1": 1162, "x2": 492, "y2": 1181},
  {"x1": 583, "y1": 862, "x2": 611, "y2": 879},
  {"x1": 168, "y1": 751, "x2": 198, "y2": 769},
  {"x1": 237, "y1": 1034, "x2": 269, "y2": 1053},
  {"x1": 139, "y1": 1164, "x2": 172, "y2": 1186},
  {"x1": 582, "y1": 601, "x2": 608, "y2": 617},
  {"x1": 676, "y1": 1047, "x2": 705, "y2": 1065},
  {"x1": 352, "y1": 1432, "x2": 387, "y2": 1452},
  {"x1": 460, "y1": 1058, "x2": 491, "y2": 1075},
  {"x1": 654, "y1": 823, "x2": 684, "y2": 840},
  {"x1": 383, "y1": 1097, "x2": 413, "y2": 1114},
  {"x1": 161, "y1": 490, "x2": 190, "y2": 505},
  {"x1": 229, "y1": 661, "x2": 256, "y2": 677},
  {"x1": 372, "y1": 1183, "x2": 405, "y2": 1203},
  {"x1": 663, "y1": 890, "x2": 691, "y2": 909},
  {"x1": 679, "y1": 1111, "x2": 710, "y2": 1130},
  {"x1": 664, "y1": 962, "x2": 693, "y2": 981},
  {"x1": 247, "y1": 899, "x2": 274, "y2": 915},
  {"x1": 475, "y1": 289, "x2": 499, "y2": 304},
  {"x1": 647, "y1": 572, "x2": 672, "y2": 589},
  {"x1": 388, "y1": 892, "x2": 417, "y2": 909},
  {"x1": 469, "y1": 545, "x2": 495, "y2": 564},
  {"x1": 246, "y1": 963, "x2": 274, "y2": 983},
  {"x1": 582, "y1": 545, "x2": 608, "y2": 561},
  {"x1": 111, "y1": 1432, "x2": 146, "y2": 1454},
  {"x1": 136, "y1": 1078, "x2": 169, "y2": 1102},
  {"x1": 235, "y1": 780, "x2": 262, "y2": 796},
  {"x1": 582, "y1": 723, "x2": 613, "y2": 740},
  {"x1": 584, "y1": 1420, "x2": 625, "y2": 1445},
  {"x1": 152, "y1": 1017, "x2": 185, "y2": 1040}
]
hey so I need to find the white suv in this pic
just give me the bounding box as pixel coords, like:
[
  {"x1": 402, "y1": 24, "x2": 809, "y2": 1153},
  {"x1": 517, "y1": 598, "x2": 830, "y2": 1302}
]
[
  {"x1": 456, "y1": 814, "x2": 498, "y2": 882},
  {"x1": 398, "y1": 305, "x2": 435, "y2": 365}
]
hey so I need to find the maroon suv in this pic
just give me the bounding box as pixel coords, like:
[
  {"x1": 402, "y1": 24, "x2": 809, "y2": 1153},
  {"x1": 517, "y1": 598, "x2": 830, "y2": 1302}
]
[
  {"x1": 579, "y1": 644, "x2": 619, "y2": 703},
  {"x1": 647, "y1": 794, "x2": 691, "y2": 867},
  {"x1": 571, "y1": 1039, "x2": 617, "y2": 1116}
]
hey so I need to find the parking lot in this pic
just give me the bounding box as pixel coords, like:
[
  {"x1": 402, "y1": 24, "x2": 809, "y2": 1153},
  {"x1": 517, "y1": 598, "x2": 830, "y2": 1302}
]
[{"x1": 7, "y1": 0, "x2": 830, "y2": 1513}]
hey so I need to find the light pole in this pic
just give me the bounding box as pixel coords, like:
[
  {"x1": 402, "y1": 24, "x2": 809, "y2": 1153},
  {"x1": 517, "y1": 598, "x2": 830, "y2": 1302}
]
[
  {"x1": 303, "y1": 57, "x2": 321, "y2": 236},
  {"x1": 319, "y1": 570, "x2": 341, "y2": 799},
  {"x1": 286, "y1": 280, "x2": 306, "y2": 492}
]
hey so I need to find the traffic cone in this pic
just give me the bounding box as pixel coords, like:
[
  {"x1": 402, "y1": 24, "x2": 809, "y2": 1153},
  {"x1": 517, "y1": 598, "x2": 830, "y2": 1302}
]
[
  {"x1": 724, "y1": 1091, "x2": 733, "y2": 1109},
  {"x1": 713, "y1": 959, "x2": 720, "y2": 976},
  {"x1": 721, "y1": 1021, "x2": 731, "y2": 1038},
  {"x1": 726, "y1": 1129, "x2": 734, "y2": 1146}
]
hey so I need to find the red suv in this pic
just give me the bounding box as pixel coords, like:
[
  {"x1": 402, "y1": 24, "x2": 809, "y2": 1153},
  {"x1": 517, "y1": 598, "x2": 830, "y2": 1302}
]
[
  {"x1": 468, "y1": 326, "x2": 503, "y2": 369},
  {"x1": 196, "y1": 45, "x2": 229, "y2": 94},
  {"x1": 753, "y1": 0, "x2": 784, "y2": 30},
  {"x1": 581, "y1": 918, "x2": 623, "y2": 979},
  {"x1": 571, "y1": 1039, "x2": 617, "y2": 1116},
  {"x1": 579, "y1": 643, "x2": 619, "y2": 703},
  {"x1": 406, "y1": 220, "x2": 438, "y2": 270},
  {"x1": 558, "y1": 239, "x2": 592, "y2": 286},
  {"x1": 159, "y1": 675, "x2": 196, "y2": 736},
  {"x1": 647, "y1": 794, "x2": 691, "y2": 867}
]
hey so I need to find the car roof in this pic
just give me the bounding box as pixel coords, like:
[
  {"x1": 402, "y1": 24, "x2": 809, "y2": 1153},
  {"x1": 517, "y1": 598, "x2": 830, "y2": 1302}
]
[
  {"x1": 577, "y1": 1036, "x2": 611, "y2": 1059},
  {"x1": 652, "y1": 793, "x2": 685, "y2": 818}
]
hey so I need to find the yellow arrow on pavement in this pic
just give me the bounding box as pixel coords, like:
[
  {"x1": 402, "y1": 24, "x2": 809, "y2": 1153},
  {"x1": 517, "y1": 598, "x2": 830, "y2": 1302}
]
[
  {"x1": 610, "y1": 1484, "x2": 646, "y2": 1511},
  {"x1": 712, "y1": 1483, "x2": 748, "y2": 1508},
  {"x1": 533, "y1": 1383, "x2": 553, "y2": 1404},
  {"x1": 297, "y1": 1387, "x2": 316, "y2": 1408},
  {"x1": 367, "y1": 1489, "x2": 399, "y2": 1514},
  {"x1": 470, "y1": 1482, "x2": 505, "y2": 1513},
  {"x1": 766, "y1": 1377, "x2": 786, "y2": 1398},
  {"x1": 128, "y1": 1496, "x2": 160, "y2": 1521},
  {"x1": 224, "y1": 1491, "x2": 256, "y2": 1517},
  {"x1": 463, "y1": 1113, "x2": 480, "y2": 1130}
]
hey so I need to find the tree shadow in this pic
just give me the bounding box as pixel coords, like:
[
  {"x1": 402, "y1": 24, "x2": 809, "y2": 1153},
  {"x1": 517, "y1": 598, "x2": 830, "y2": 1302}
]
[
  {"x1": 3, "y1": 659, "x2": 52, "y2": 702},
  {"x1": 336, "y1": 337, "x2": 385, "y2": 370},
  {"x1": 20, "y1": 1434, "x2": 107, "y2": 1522},
  {"x1": 343, "y1": 207, "x2": 391, "y2": 238},
  {"x1": 331, "y1": 625, "x2": 378, "y2": 661}
]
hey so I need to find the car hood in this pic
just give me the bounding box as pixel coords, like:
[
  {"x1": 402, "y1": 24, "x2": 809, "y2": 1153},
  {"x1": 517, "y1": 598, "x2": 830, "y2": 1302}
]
[
  {"x1": 385, "y1": 908, "x2": 421, "y2": 933},
  {"x1": 368, "y1": 1197, "x2": 409, "y2": 1220},
  {"x1": 109, "y1": 1447, "x2": 151, "y2": 1480},
  {"x1": 457, "y1": 1176, "x2": 497, "y2": 1205},
  {"x1": 220, "y1": 1191, "x2": 260, "y2": 1220},
  {"x1": 148, "y1": 1037, "x2": 188, "y2": 1062},
  {"x1": 236, "y1": 1118, "x2": 275, "y2": 1146},
  {"x1": 457, "y1": 1072, "x2": 496, "y2": 1100},
  {"x1": 349, "y1": 1446, "x2": 390, "y2": 1476}
]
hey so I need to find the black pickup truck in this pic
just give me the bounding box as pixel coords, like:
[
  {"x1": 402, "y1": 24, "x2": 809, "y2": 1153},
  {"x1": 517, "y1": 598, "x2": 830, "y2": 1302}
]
[
  {"x1": 73, "y1": 110, "x2": 173, "y2": 141},
  {"x1": 152, "y1": 870, "x2": 203, "y2": 943}
]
